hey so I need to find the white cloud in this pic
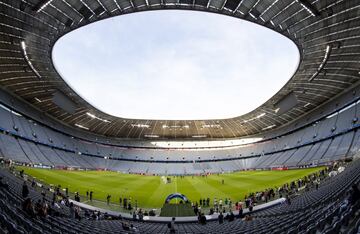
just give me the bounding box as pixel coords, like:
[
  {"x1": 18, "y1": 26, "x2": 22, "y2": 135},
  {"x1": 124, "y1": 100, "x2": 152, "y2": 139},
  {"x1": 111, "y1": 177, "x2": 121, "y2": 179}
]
[{"x1": 53, "y1": 10, "x2": 299, "y2": 120}]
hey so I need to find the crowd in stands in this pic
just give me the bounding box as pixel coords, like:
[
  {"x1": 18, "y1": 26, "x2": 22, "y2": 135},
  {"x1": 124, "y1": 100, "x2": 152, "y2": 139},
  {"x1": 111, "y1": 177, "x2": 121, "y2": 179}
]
[
  {"x1": 0, "y1": 158, "x2": 359, "y2": 233},
  {"x1": 17, "y1": 162, "x2": 339, "y2": 221},
  {"x1": 0, "y1": 176, "x2": 9, "y2": 190},
  {"x1": 181, "y1": 165, "x2": 332, "y2": 221}
]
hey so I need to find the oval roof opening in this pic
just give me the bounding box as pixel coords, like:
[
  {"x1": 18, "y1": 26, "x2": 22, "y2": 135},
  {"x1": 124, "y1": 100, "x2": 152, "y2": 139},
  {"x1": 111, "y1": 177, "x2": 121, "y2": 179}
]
[{"x1": 53, "y1": 10, "x2": 299, "y2": 120}]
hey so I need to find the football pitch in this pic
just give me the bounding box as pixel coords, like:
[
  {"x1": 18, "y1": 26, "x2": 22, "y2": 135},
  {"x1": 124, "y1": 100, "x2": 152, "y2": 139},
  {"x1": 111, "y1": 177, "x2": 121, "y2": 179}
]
[{"x1": 18, "y1": 166, "x2": 324, "y2": 209}]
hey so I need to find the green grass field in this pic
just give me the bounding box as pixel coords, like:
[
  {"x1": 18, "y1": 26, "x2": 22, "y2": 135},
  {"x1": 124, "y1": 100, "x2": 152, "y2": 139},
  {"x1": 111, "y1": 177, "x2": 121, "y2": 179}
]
[{"x1": 18, "y1": 167, "x2": 323, "y2": 209}]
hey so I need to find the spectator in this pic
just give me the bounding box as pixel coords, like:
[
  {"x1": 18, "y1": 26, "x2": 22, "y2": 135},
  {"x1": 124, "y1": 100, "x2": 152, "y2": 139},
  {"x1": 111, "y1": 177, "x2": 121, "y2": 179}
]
[
  {"x1": 22, "y1": 198, "x2": 36, "y2": 218},
  {"x1": 41, "y1": 201, "x2": 48, "y2": 217},
  {"x1": 0, "y1": 177, "x2": 9, "y2": 190},
  {"x1": 200, "y1": 213, "x2": 206, "y2": 225},
  {"x1": 169, "y1": 217, "x2": 176, "y2": 233},
  {"x1": 226, "y1": 211, "x2": 235, "y2": 222},
  {"x1": 286, "y1": 195, "x2": 291, "y2": 205},
  {"x1": 91, "y1": 211, "x2": 97, "y2": 220},
  {"x1": 35, "y1": 199, "x2": 44, "y2": 217},
  {"x1": 123, "y1": 198, "x2": 127, "y2": 209},
  {"x1": 149, "y1": 210, "x2": 156, "y2": 216},
  {"x1": 52, "y1": 192, "x2": 56, "y2": 203},
  {"x1": 350, "y1": 183, "x2": 360, "y2": 205},
  {"x1": 75, "y1": 192, "x2": 80, "y2": 202},
  {"x1": 244, "y1": 214, "x2": 253, "y2": 221},
  {"x1": 194, "y1": 205, "x2": 199, "y2": 215},
  {"x1": 238, "y1": 206, "x2": 243, "y2": 218},
  {"x1": 339, "y1": 195, "x2": 350, "y2": 214},
  {"x1": 41, "y1": 190, "x2": 46, "y2": 200},
  {"x1": 138, "y1": 209, "x2": 144, "y2": 221},
  {"x1": 106, "y1": 194, "x2": 111, "y2": 205},
  {"x1": 218, "y1": 212, "x2": 224, "y2": 224},
  {"x1": 209, "y1": 208, "x2": 214, "y2": 215},
  {"x1": 245, "y1": 197, "x2": 250, "y2": 207},
  {"x1": 49, "y1": 201, "x2": 61, "y2": 217},
  {"x1": 249, "y1": 203, "x2": 253, "y2": 212},
  {"x1": 75, "y1": 206, "x2": 81, "y2": 221},
  {"x1": 55, "y1": 185, "x2": 60, "y2": 195},
  {"x1": 22, "y1": 181, "x2": 29, "y2": 198},
  {"x1": 122, "y1": 221, "x2": 130, "y2": 231},
  {"x1": 89, "y1": 191, "x2": 93, "y2": 201},
  {"x1": 84, "y1": 209, "x2": 90, "y2": 218},
  {"x1": 130, "y1": 224, "x2": 137, "y2": 232},
  {"x1": 69, "y1": 202, "x2": 75, "y2": 218}
]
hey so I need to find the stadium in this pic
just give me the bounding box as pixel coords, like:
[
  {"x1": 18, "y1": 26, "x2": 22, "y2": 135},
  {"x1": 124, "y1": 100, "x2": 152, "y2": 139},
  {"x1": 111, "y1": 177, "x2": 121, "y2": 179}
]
[{"x1": 0, "y1": 0, "x2": 360, "y2": 233}]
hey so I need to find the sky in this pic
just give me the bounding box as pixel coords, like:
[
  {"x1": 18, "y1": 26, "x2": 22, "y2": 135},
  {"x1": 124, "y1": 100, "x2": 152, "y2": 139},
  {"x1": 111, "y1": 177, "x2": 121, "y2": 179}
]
[{"x1": 52, "y1": 10, "x2": 299, "y2": 120}]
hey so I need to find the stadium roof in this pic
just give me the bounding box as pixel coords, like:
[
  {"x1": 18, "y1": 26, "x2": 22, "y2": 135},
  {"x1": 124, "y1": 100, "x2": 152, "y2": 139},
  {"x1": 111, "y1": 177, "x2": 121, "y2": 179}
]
[{"x1": 0, "y1": 0, "x2": 359, "y2": 139}]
